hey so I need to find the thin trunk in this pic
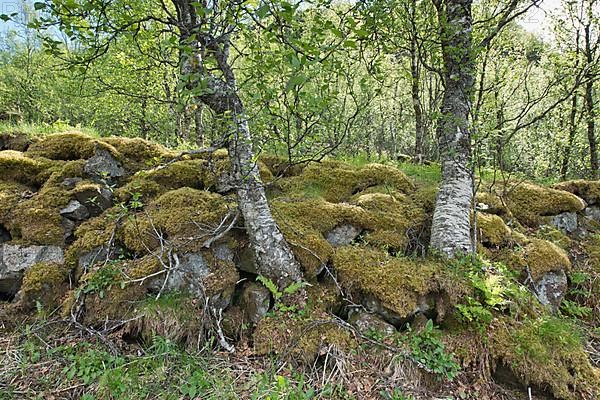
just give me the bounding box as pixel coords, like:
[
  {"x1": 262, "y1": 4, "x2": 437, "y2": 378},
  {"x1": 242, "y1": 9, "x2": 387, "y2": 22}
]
[
  {"x1": 172, "y1": 0, "x2": 304, "y2": 290},
  {"x1": 409, "y1": 1, "x2": 425, "y2": 164},
  {"x1": 584, "y1": 2, "x2": 598, "y2": 177},
  {"x1": 194, "y1": 104, "x2": 204, "y2": 147},
  {"x1": 430, "y1": 0, "x2": 474, "y2": 256},
  {"x1": 561, "y1": 95, "x2": 578, "y2": 179}
]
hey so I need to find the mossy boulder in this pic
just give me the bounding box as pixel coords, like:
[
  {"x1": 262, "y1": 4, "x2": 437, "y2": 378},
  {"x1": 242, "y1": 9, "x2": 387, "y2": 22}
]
[
  {"x1": 553, "y1": 180, "x2": 600, "y2": 206},
  {"x1": 121, "y1": 188, "x2": 236, "y2": 253},
  {"x1": 506, "y1": 182, "x2": 585, "y2": 226},
  {"x1": 279, "y1": 160, "x2": 414, "y2": 203},
  {"x1": 26, "y1": 131, "x2": 120, "y2": 161},
  {"x1": 0, "y1": 150, "x2": 54, "y2": 186},
  {"x1": 0, "y1": 131, "x2": 33, "y2": 151},
  {"x1": 332, "y1": 246, "x2": 465, "y2": 322},
  {"x1": 477, "y1": 213, "x2": 512, "y2": 247},
  {"x1": 253, "y1": 309, "x2": 356, "y2": 365},
  {"x1": 490, "y1": 316, "x2": 599, "y2": 400},
  {"x1": 18, "y1": 262, "x2": 70, "y2": 310}
]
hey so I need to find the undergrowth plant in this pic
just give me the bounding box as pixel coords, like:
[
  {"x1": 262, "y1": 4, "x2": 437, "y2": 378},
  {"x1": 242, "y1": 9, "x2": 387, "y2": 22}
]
[
  {"x1": 256, "y1": 275, "x2": 308, "y2": 315},
  {"x1": 407, "y1": 320, "x2": 460, "y2": 381}
]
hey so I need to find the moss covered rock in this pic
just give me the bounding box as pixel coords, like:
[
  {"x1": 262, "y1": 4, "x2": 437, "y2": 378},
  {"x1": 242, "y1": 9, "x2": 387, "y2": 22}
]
[
  {"x1": 18, "y1": 262, "x2": 70, "y2": 310},
  {"x1": 477, "y1": 213, "x2": 512, "y2": 247},
  {"x1": 506, "y1": 182, "x2": 585, "y2": 226},
  {"x1": 26, "y1": 131, "x2": 120, "y2": 161},
  {"x1": 553, "y1": 180, "x2": 600, "y2": 206}
]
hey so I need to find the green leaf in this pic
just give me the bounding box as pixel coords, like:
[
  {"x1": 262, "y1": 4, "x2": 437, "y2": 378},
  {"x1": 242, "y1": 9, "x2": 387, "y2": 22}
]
[
  {"x1": 34, "y1": 2, "x2": 47, "y2": 10},
  {"x1": 0, "y1": 14, "x2": 9, "y2": 22},
  {"x1": 284, "y1": 74, "x2": 306, "y2": 92},
  {"x1": 256, "y1": 4, "x2": 270, "y2": 19}
]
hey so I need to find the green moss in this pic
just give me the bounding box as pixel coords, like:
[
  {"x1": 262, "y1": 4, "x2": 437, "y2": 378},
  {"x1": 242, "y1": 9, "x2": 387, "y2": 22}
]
[
  {"x1": 100, "y1": 136, "x2": 175, "y2": 171},
  {"x1": 475, "y1": 191, "x2": 511, "y2": 216},
  {"x1": 19, "y1": 262, "x2": 70, "y2": 310},
  {"x1": 506, "y1": 182, "x2": 585, "y2": 226},
  {"x1": 26, "y1": 131, "x2": 121, "y2": 161},
  {"x1": 0, "y1": 180, "x2": 30, "y2": 224},
  {"x1": 490, "y1": 316, "x2": 599, "y2": 400},
  {"x1": 553, "y1": 180, "x2": 600, "y2": 205},
  {"x1": 0, "y1": 131, "x2": 32, "y2": 151},
  {"x1": 534, "y1": 225, "x2": 572, "y2": 250},
  {"x1": 332, "y1": 246, "x2": 443, "y2": 318},
  {"x1": 0, "y1": 150, "x2": 54, "y2": 186},
  {"x1": 259, "y1": 154, "x2": 305, "y2": 177},
  {"x1": 271, "y1": 193, "x2": 426, "y2": 278},
  {"x1": 253, "y1": 309, "x2": 356, "y2": 364},
  {"x1": 500, "y1": 238, "x2": 571, "y2": 281},
  {"x1": 7, "y1": 185, "x2": 71, "y2": 245},
  {"x1": 121, "y1": 188, "x2": 235, "y2": 253},
  {"x1": 123, "y1": 293, "x2": 205, "y2": 350},
  {"x1": 476, "y1": 213, "x2": 512, "y2": 247},
  {"x1": 279, "y1": 160, "x2": 414, "y2": 203}
]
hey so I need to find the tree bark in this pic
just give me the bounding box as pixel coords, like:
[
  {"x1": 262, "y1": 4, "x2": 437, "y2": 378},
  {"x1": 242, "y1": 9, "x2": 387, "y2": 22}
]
[
  {"x1": 172, "y1": 0, "x2": 304, "y2": 289},
  {"x1": 429, "y1": 0, "x2": 474, "y2": 256},
  {"x1": 561, "y1": 94, "x2": 578, "y2": 179},
  {"x1": 584, "y1": 16, "x2": 597, "y2": 177},
  {"x1": 409, "y1": 3, "x2": 425, "y2": 164}
]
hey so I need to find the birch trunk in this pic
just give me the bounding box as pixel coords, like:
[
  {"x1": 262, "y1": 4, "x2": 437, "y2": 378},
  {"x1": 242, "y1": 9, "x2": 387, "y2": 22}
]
[{"x1": 429, "y1": 0, "x2": 474, "y2": 256}]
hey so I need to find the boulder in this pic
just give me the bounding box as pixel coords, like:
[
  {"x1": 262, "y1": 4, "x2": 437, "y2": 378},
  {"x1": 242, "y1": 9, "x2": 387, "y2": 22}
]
[
  {"x1": 550, "y1": 212, "x2": 578, "y2": 234},
  {"x1": 534, "y1": 270, "x2": 568, "y2": 311},
  {"x1": 74, "y1": 186, "x2": 113, "y2": 216},
  {"x1": 583, "y1": 205, "x2": 600, "y2": 222},
  {"x1": 60, "y1": 199, "x2": 90, "y2": 221},
  {"x1": 240, "y1": 282, "x2": 271, "y2": 324},
  {"x1": 326, "y1": 224, "x2": 362, "y2": 247},
  {"x1": 236, "y1": 246, "x2": 258, "y2": 274},
  {"x1": 0, "y1": 244, "x2": 64, "y2": 297},
  {"x1": 84, "y1": 147, "x2": 125, "y2": 180},
  {"x1": 348, "y1": 309, "x2": 396, "y2": 336},
  {"x1": 61, "y1": 177, "x2": 83, "y2": 189}
]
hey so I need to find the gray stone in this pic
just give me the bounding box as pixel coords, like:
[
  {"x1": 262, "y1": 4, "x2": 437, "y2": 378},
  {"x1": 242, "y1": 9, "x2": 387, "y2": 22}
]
[
  {"x1": 61, "y1": 217, "x2": 76, "y2": 242},
  {"x1": 348, "y1": 310, "x2": 396, "y2": 336},
  {"x1": 60, "y1": 200, "x2": 90, "y2": 221},
  {"x1": 84, "y1": 148, "x2": 125, "y2": 180},
  {"x1": 74, "y1": 186, "x2": 113, "y2": 216},
  {"x1": 534, "y1": 270, "x2": 568, "y2": 311},
  {"x1": 240, "y1": 282, "x2": 271, "y2": 324},
  {"x1": 363, "y1": 293, "x2": 433, "y2": 326},
  {"x1": 584, "y1": 206, "x2": 600, "y2": 222},
  {"x1": 61, "y1": 177, "x2": 83, "y2": 188},
  {"x1": 550, "y1": 212, "x2": 578, "y2": 234},
  {"x1": 0, "y1": 244, "x2": 64, "y2": 297},
  {"x1": 149, "y1": 252, "x2": 211, "y2": 298},
  {"x1": 213, "y1": 243, "x2": 235, "y2": 263},
  {"x1": 326, "y1": 225, "x2": 362, "y2": 247},
  {"x1": 78, "y1": 246, "x2": 119, "y2": 271}
]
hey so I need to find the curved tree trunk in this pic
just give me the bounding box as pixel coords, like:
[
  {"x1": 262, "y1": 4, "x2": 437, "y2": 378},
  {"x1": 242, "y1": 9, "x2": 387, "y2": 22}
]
[
  {"x1": 429, "y1": 0, "x2": 474, "y2": 256},
  {"x1": 172, "y1": 0, "x2": 304, "y2": 290}
]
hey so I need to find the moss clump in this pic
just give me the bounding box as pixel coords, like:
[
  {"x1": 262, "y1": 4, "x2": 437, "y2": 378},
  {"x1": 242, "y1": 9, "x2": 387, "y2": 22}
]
[
  {"x1": 477, "y1": 213, "x2": 512, "y2": 247},
  {"x1": 19, "y1": 262, "x2": 70, "y2": 310},
  {"x1": 279, "y1": 160, "x2": 414, "y2": 203},
  {"x1": 100, "y1": 136, "x2": 175, "y2": 171},
  {"x1": 506, "y1": 182, "x2": 585, "y2": 226},
  {"x1": 534, "y1": 225, "x2": 572, "y2": 250},
  {"x1": 0, "y1": 131, "x2": 32, "y2": 151},
  {"x1": 553, "y1": 180, "x2": 600, "y2": 206},
  {"x1": 253, "y1": 309, "x2": 356, "y2": 365},
  {"x1": 475, "y1": 191, "x2": 511, "y2": 216},
  {"x1": 523, "y1": 239, "x2": 571, "y2": 280},
  {"x1": 123, "y1": 293, "x2": 205, "y2": 350},
  {"x1": 115, "y1": 159, "x2": 211, "y2": 202},
  {"x1": 121, "y1": 188, "x2": 236, "y2": 253},
  {"x1": 332, "y1": 246, "x2": 444, "y2": 318},
  {"x1": 0, "y1": 150, "x2": 54, "y2": 186},
  {"x1": 490, "y1": 316, "x2": 599, "y2": 400},
  {"x1": 7, "y1": 185, "x2": 71, "y2": 245},
  {"x1": 0, "y1": 180, "x2": 30, "y2": 224},
  {"x1": 26, "y1": 131, "x2": 121, "y2": 161},
  {"x1": 259, "y1": 154, "x2": 305, "y2": 177}
]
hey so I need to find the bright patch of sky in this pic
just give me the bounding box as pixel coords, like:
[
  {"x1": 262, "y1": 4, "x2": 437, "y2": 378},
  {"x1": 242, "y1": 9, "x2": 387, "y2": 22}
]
[{"x1": 518, "y1": 0, "x2": 562, "y2": 40}]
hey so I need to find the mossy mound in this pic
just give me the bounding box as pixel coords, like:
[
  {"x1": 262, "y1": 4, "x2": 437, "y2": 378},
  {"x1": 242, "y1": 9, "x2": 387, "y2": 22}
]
[
  {"x1": 0, "y1": 180, "x2": 30, "y2": 224},
  {"x1": 332, "y1": 246, "x2": 466, "y2": 319},
  {"x1": 279, "y1": 160, "x2": 414, "y2": 203},
  {"x1": 0, "y1": 131, "x2": 33, "y2": 151},
  {"x1": 477, "y1": 213, "x2": 512, "y2": 247},
  {"x1": 121, "y1": 188, "x2": 236, "y2": 253},
  {"x1": 101, "y1": 136, "x2": 175, "y2": 170},
  {"x1": 553, "y1": 180, "x2": 600, "y2": 205},
  {"x1": 0, "y1": 150, "x2": 54, "y2": 186},
  {"x1": 122, "y1": 294, "x2": 206, "y2": 350},
  {"x1": 26, "y1": 131, "x2": 120, "y2": 161},
  {"x1": 475, "y1": 191, "x2": 511, "y2": 216},
  {"x1": 505, "y1": 182, "x2": 585, "y2": 226},
  {"x1": 253, "y1": 310, "x2": 356, "y2": 365},
  {"x1": 18, "y1": 262, "x2": 70, "y2": 310},
  {"x1": 490, "y1": 317, "x2": 599, "y2": 400}
]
